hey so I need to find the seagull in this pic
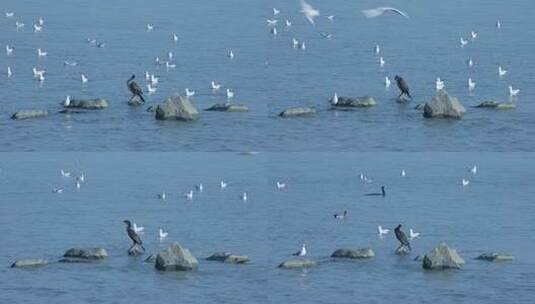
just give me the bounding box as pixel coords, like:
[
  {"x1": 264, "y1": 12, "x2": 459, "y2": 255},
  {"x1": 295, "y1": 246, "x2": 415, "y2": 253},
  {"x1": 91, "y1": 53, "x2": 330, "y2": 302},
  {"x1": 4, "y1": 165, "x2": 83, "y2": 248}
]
[
  {"x1": 87, "y1": 38, "x2": 97, "y2": 45},
  {"x1": 77, "y1": 174, "x2": 85, "y2": 183},
  {"x1": 7, "y1": 66, "x2": 12, "y2": 78},
  {"x1": 362, "y1": 7, "x2": 409, "y2": 19},
  {"x1": 81, "y1": 74, "x2": 88, "y2": 83},
  {"x1": 374, "y1": 44, "x2": 380, "y2": 54},
  {"x1": 292, "y1": 38, "x2": 299, "y2": 48},
  {"x1": 75, "y1": 180, "x2": 81, "y2": 189},
  {"x1": 460, "y1": 37, "x2": 468, "y2": 48},
  {"x1": 211, "y1": 81, "x2": 221, "y2": 90},
  {"x1": 33, "y1": 24, "x2": 42, "y2": 32},
  {"x1": 327, "y1": 15, "x2": 335, "y2": 21},
  {"x1": 496, "y1": 20, "x2": 501, "y2": 29},
  {"x1": 147, "y1": 84, "x2": 157, "y2": 94},
  {"x1": 168, "y1": 51, "x2": 173, "y2": 61},
  {"x1": 37, "y1": 48, "x2": 47, "y2": 57},
  {"x1": 5, "y1": 12, "x2": 14, "y2": 17},
  {"x1": 462, "y1": 179, "x2": 470, "y2": 187},
  {"x1": 467, "y1": 57, "x2": 473, "y2": 68},
  {"x1": 184, "y1": 190, "x2": 193, "y2": 200},
  {"x1": 228, "y1": 50, "x2": 234, "y2": 59},
  {"x1": 63, "y1": 60, "x2": 77, "y2": 66},
  {"x1": 385, "y1": 77, "x2": 391, "y2": 89},
  {"x1": 436, "y1": 78, "x2": 445, "y2": 91},
  {"x1": 469, "y1": 165, "x2": 477, "y2": 175},
  {"x1": 378, "y1": 225, "x2": 390, "y2": 237},
  {"x1": 158, "y1": 192, "x2": 166, "y2": 200},
  {"x1": 38, "y1": 17, "x2": 44, "y2": 25},
  {"x1": 299, "y1": 41, "x2": 306, "y2": 50},
  {"x1": 159, "y1": 228, "x2": 168, "y2": 241},
  {"x1": 6, "y1": 45, "x2": 14, "y2": 56},
  {"x1": 64, "y1": 95, "x2": 71, "y2": 106},
  {"x1": 334, "y1": 210, "x2": 347, "y2": 220},
  {"x1": 150, "y1": 74, "x2": 159, "y2": 86},
  {"x1": 401, "y1": 169, "x2": 406, "y2": 177},
  {"x1": 146, "y1": 23, "x2": 154, "y2": 31},
  {"x1": 270, "y1": 27, "x2": 278, "y2": 35},
  {"x1": 133, "y1": 223, "x2": 144, "y2": 234},
  {"x1": 468, "y1": 78, "x2": 476, "y2": 91},
  {"x1": 154, "y1": 56, "x2": 162, "y2": 65},
  {"x1": 173, "y1": 33, "x2": 178, "y2": 42},
  {"x1": 33, "y1": 67, "x2": 45, "y2": 78},
  {"x1": 241, "y1": 192, "x2": 248, "y2": 201},
  {"x1": 273, "y1": 8, "x2": 280, "y2": 15},
  {"x1": 509, "y1": 85, "x2": 520, "y2": 97},
  {"x1": 320, "y1": 32, "x2": 332, "y2": 39},
  {"x1": 220, "y1": 180, "x2": 228, "y2": 189},
  {"x1": 185, "y1": 88, "x2": 195, "y2": 97},
  {"x1": 226, "y1": 88, "x2": 235, "y2": 99},
  {"x1": 165, "y1": 61, "x2": 176, "y2": 69},
  {"x1": 195, "y1": 183, "x2": 203, "y2": 192},
  {"x1": 300, "y1": 0, "x2": 320, "y2": 25},
  {"x1": 379, "y1": 57, "x2": 385, "y2": 67},
  {"x1": 292, "y1": 244, "x2": 307, "y2": 257},
  {"x1": 409, "y1": 229, "x2": 420, "y2": 240},
  {"x1": 267, "y1": 19, "x2": 278, "y2": 26},
  {"x1": 471, "y1": 31, "x2": 478, "y2": 40},
  {"x1": 276, "y1": 181, "x2": 286, "y2": 190},
  {"x1": 331, "y1": 92, "x2": 338, "y2": 105},
  {"x1": 285, "y1": 19, "x2": 292, "y2": 27},
  {"x1": 15, "y1": 21, "x2": 24, "y2": 29},
  {"x1": 498, "y1": 66, "x2": 507, "y2": 77},
  {"x1": 52, "y1": 187, "x2": 64, "y2": 194}
]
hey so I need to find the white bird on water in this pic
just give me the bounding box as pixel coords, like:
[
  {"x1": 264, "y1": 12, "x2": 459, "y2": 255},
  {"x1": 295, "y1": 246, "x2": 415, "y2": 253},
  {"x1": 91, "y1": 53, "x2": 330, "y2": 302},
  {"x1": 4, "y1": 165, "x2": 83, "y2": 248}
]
[
  {"x1": 385, "y1": 77, "x2": 391, "y2": 89},
  {"x1": 292, "y1": 38, "x2": 299, "y2": 48},
  {"x1": 196, "y1": 183, "x2": 203, "y2": 192},
  {"x1": 378, "y1": 225, "x2": 390, "y2": 237},
  {"x1": 64, "y1": 60, "x2": 77, "y2": 66},
  {"x1": 462, "y1": 179, "x2": 470, "y2": 187},
  {"x1": 469, "y1": 165, "x2": 477, "y2": 175},
  {"x1": 271, "y1": 27, "x2": 277, "y2": 36},
  {"x1": 61, "y1": 170, "x2": 71, "y2": 178},
  {"x1": 165, "y1": 61, "x2": 176, "y2": 69},
  {"x1": 7, "y1": 66, "x2": 12, "y2": 78},
  {"x1": 33, "y1": 67, "x2": 45, "y2": 78},
  {"x1": 168, "y1": 51, "x2": 173, "y2": 61},
  {"x1": 226, "y1": 88, "x2": 235, "y2": 99},
  {"x1": 285, "y1": 19, "x2": 292, "y2": 27},
  {"x1": 185, "y1": 190, "x2": 193, "y2": 200},
  {"x1": 33, "y1": 24, "x2": 42, "y2": 32},
  {"x1": 331, "y1": 92, "x2": 338, "y2": 105},
  {"x1": 37, "y1": 48, "x2": 47, "y2": 57},
  {"x1": 374, "y1": 44, "x2": 380, "y2": 54},
  {"x1": 241, "y1": 192, "x2": 248, "y2": 201},
  {"x1": 436, "y1": 78, "x2": 445, "y2": 91},
  {"x1": 327, "y1": 15, "x2": 335, "y2": 21},
  {"x1": 64, "y1": 95, "x2": 71, "y2": 106},
  {"x1": 299, "y1": 41, "x2": 306, "y2": 50},
  {"x1": 228, "y1": 50, "x2": 234, "y2": 59},
  {"x1": 471, "y1": 31, "x2": 478, "y2": 40},
  {"x1": 150, "y1": 74, "x2": 159, "y2": 86},
  {"x1": 185, "y1": 88, "x2": 195, "y2": 97},
  {"x1": 220, "y1": 180, "x2": 228, "y2": 189},
  {"x1": 292, "y1": 244, "x2": 307, "y2": 257},
  {"x1": 467, "y1": 57, "x2": 473, "y2": 68},
  {"x1": 173, "y1": 33, "x2": 178, "y2": 42},
  {"x1": 81, "y1": 74, "x2": 88, "y2": 83},
  {"x1": 379, "y1": 56, "x2": 385, "y2": 67},
  {"x1": 409, "y1": 229, "x2": 420, "y2": 239},
  {"x1": 460, "y1": 37, "x2": 468, "y2": 48},
  {"x1": 496, "y1": 20, "x2": 501, "y2": 29},
  {"x1": 509, "y1": 85, "x2": 519, "y2": 97},
  {"x1": 52, "y1": 187, "x2": 64, "y2": 194},
  {"x1": 159, "y1": 228, "x2": 168, "y2": 241},
  {"x1": 75, "y1": 180, "x2": 81, "y2": 189},
  {"x1": 498, "y1": 66, "x2": 507, "y2": 77},
  {"x1": 147, "y1": 84, "x2": 157, "y2": 94},
  {"x1": 6, "y1": 45, "x2": 14, "y2": 56},
  {"x1": 267, "y1": 19, "x2": 278, "y2": 26},
  {"x1": 362, "y1": 7, "x2": 409, "y2": 19},
  {"x1": 401, "y1": 169, "x2": 406, "y2": 177},
  {"x1": 146, "y1": 23, "x2": 154, "y2": 31},
  {"x1": 468, "y1": 78, "x2": 476, "y2": 91},
  {"x1": 133, "y1": 223, "x2": 144, "y2": 234},
  {"x1": 300, "y1": 0, "x2": 320, "y2": 25},
  {"x1": 276, "y1": 181, "x2": 286, "y2": 190},
  {"x1": 5, "y1": 12, "x2": 14, "y2": 18},
  {"x1": 15, "y1": 21, "x2": 24, "y2": 29},
  {"x1": 158, "y1": 192, "x2": 166, "y2": 200},
  {"x1": 211, "y1": 81, "x2": 221, "y2": 90},
  {"x1": 38, "y1": 17, "x2": 44, "y2": 25}
]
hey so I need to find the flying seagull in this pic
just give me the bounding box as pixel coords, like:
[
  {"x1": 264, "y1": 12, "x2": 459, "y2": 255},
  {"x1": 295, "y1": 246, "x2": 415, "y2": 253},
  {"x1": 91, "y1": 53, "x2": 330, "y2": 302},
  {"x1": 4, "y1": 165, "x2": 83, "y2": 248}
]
[
  {"x1": 300, "y1": 0, "x2": 320, "y2": 25},
  {"x1": 362, "y1": 7, "x2": 409, "y2": 19}
]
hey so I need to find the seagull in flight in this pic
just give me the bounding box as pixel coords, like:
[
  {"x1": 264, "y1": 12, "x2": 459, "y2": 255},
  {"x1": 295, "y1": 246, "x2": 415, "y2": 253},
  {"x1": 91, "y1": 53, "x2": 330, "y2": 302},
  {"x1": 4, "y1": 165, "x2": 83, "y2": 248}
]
[
  {"x1": 409, "y1": 228, "x2": 420, "y2": 239},
  {"x1": 378, "y1": 225, "x2": 390, "y2": 237},
  {"x1": 509, "y1": 85, "x2": 520, "y2": 97},
  {"x1": 498, "y1": 66, "x2": 507, "y2": 77},
  {"x1": 300, "y1": 0, "x2": 320, "y2": 25},
  {"x1": 362, "y1": 7, "x2": 409, "y2": 19},
  {"x1": 273, "y1": 8, "x2": 280, "y2": 16}
]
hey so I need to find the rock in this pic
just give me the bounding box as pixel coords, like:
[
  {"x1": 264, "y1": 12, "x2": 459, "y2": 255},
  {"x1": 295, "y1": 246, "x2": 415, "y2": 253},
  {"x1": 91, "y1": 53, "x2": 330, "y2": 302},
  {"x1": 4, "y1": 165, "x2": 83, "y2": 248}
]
[
  {"x1": 11, "y1": 259, "x2": 48, "y2": 268},
  {"x1": 155, "y1": 95, "x2": 199, "y2": 121},
  {"x1": 128, "y1": 95, "x2": 145, "y2": 106},
  {"x1": 146, "y1": 105, "x2": 157, "y2": 112},
  {"x1": 63, "y1": 247, "x2": 108, "y2": 260},
  {"x1": 475, "y1": 101, "x2": 516, "y2": 110},
  {"x1": 11, "y1": 110, "x2": 48, "y2": 120},
  {"x1": 279, "y1": 107, "x2": 316, "y2": 117},
  {"x1": 206, "y1": 252, "x2": 249, "y2": 264},
  {"x1": 422, "y1": 243, "x2": 465, "y2": 270},
  {"x1": 476, "y1": 252, "x2": 515, "y2": 262},
  {"x1": 331, "y1": 96, "x2": 376, "y2": 108},
  {"x1": 155, "y1": 243, "x2": 199, "y2": 271},
  {"x1": 58, "y1": 109, "x2": 86, "y2": 114},
  {"x1": 423, "y1": 90, "x2": 466, "y2": 119},
  {"x1": 145, "y1": 254, "x2": 157, "y2": 263},
  {"x1": 205, "y1": 103, "x2": 249, "y2": 112},
  {"x1": 395, "y1": 245, "x2": 411, "y2": 256},
  {"x1": 128, "y1": 244, "x2": 145, "y2": 256},
  {"x1": 278, "y1": 259, "x2": 316, "y2": 269},
  {"x1": 65, "y1": 98, "x2": 108, "y2": 110},
  {"x1": 58, "y1": 258, "x2": 96, "y2": 263},
  {"x1": 396, "y1": 94, "x2": 411, "y2": 104},
  {"x1": 206, "y1": 252, "x2": 232, "y2": 262},
  {"x1": 331, "y1": 248, "x2": 375, "y2": 259},
  {"x1": 414, "y1": 104, "x2": 424, "y2": 111}
]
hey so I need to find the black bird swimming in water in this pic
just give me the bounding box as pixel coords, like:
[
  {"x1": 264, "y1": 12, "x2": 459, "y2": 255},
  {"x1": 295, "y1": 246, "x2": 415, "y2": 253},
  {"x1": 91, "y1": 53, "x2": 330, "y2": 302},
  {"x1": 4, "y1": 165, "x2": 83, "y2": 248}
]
[
  {"x1": 394, "y1": 75, "x2": 411, "y2": 99},
  {"x1": 123, "y1": 220, "x2": 145, "y2": 251},
  {"x1": 365, "y1": 185, "x2": 386, "y2": 197},
  {"x1": 127, "y1": 75, "x2": 145, "y2": 103},
  {"x1": 394, "y1": 224, "x2": 411, "y2": 250}
]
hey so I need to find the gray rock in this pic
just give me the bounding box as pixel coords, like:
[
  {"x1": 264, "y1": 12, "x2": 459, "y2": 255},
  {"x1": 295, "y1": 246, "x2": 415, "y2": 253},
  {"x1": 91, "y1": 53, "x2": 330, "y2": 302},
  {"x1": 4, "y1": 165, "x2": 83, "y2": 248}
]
[
  {"x1": 128, "y1": 244, "x2": 144, "y2": 256},
  {"x1": 155, "y1": 95, "x2": 199, "y2": 121},
  {"x1": 395, "y1": 245, "x2": 411, "y2": 256},
  {"x1": 396, "y1": 94, "x2": 411, "y2": 104},
  {"x1": 205, "y1": 103, "x2": 249, "y2": 112},
  {"x1": 331, "y1": 96, "x2": 376, "y2": 108},
  {"x1": 206, "y1": 252, "x2": 249, "y2": 264},
  {"x1": 65, "y1": 98, "x2": 108, "y2": 110},
  {"x1": 279, "y1": 259, "x2": 316, "y2": 269},
  {"x1": 63, "y1": 247, "x2": 108, "y2": 260},
  {"x1": 155, "y1": 243, "x2": 199, "y2": 271},
  {"x1": 331, "y1": 248, "x2": 375, "y2": 259},
  {"x1": 206, "y1": 251, "x2": 232, "y2": 262},
  {"x1": 145, "y1": 254, "x2": 157, "y2": 263},
  {"x1": 11, "y1": 259, "x2": 48, "y2": 268},
  {"x1": 128, "y1": 95, "x2": 145, "y2": 106},
  {"x1": 279, "y1": 107, "x2": 316, "y2": 117},
  {"x1": 475, "y1": 101, "x2": 516, "y2": 110},
  {"x1": 422, "y1": 243, "x2": 465, "y2": 270},
  {"x1": 423, "y1": 90, "x2": 466, "y2": 119},
  {"x1": 11, "y1": 110, "x2": 48, "y2": 120},
  {"x1": 476, "y1": 252, "x2": 515, "y2": 262}
]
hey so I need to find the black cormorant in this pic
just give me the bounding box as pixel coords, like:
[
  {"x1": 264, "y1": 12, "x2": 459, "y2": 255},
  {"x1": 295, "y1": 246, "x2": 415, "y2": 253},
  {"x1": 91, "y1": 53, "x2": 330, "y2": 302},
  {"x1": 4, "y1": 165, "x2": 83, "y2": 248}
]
[
  {"x1": 394, "y1": 224, "x2": 411, "y2": 250},
  {"x1": 123, "y1": 220, "x2": 145, "y2": 251},
  {"x1": 126, "y1": 75, "x2": 145, "y2": 103},
  {"x1": 395, "y1": 75, "x2": 411, "y2": 99}
]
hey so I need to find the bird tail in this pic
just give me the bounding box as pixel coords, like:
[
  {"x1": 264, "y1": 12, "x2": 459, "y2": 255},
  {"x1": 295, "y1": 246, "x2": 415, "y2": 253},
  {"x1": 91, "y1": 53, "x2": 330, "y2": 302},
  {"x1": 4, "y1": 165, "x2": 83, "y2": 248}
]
[{"x1": 138, "y1": 94, "x2": 145, "y2": 103}]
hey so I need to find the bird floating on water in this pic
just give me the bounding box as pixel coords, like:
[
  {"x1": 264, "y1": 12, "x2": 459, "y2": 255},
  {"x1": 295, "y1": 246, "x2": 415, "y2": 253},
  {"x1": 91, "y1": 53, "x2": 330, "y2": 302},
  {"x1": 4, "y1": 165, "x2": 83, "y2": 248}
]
[
  {"x1": 498, "y1": 66, "x2": 507, "y2": 77},
  {"x1": 226, "y1": 88, "x2": 235, "y2": 99},
  {"x1": 37, "y1": 48, "x2": 47, "y2": 57},
  {"x1": 385, "y1": 77, "x2": 391, "y2": 89},
  {"x1": 509, "y1": 85, "x2": 519, "y2": 97},
  {"x1": 38, "y1": 17, "x2": 44, "y2": 25},
  {"x1": 460, "y1": 37, "x2": 468, "y2": 48},
  {"x1": 211, "y1": 81, "x2": 221, "y2": 90},
  {"x1": 409, "y1": 228, "x2": 420, "y2": 240},
  {"x1": 165, "y1": 61, "x2": 176, "y2": 69},
  {"x1": 7, "y1": 66, "x2": 12, "y2": 78},
  {"x1": 273, "y1": 8, "x2": 280, "y2": 16},
  {"x1": 496, "y1": 20, "x2": 501, "y2": 29},
  {"x1": 285, "y1": 19, "x2": 292, "y2": 27},
  {"x1": 270, "y1": 27, "x2": 278, "y2": 36},
  {"x1": 469, "y1": 165, "x2": 477, "y2": 175},
  {"x1": 374, "y1": 44, "x2": 380, "y2": 54},
  {"x1": 362, "y1": 7, "x2": 409, "y2": 19},
  {"x1": 334, "y1": 210, "x2": 347, "y2": 220},
  {"x1": 326, "y1": 15, "x2": 335, "y2": 21},
  {"x1": 185, "y1": 190, "x2": 193, "y2": 200},
  {"x1": 196, "y1": 183, "x2": 203, "y2": 192},
  {"x1": 267, "y1": 19, "x2": 278, "y2": 26},
  {"x1": 241, "y1": 192, "x2": 247, "y2": 201},
  {"x1": 300, "y1": 0, "x2": 320, "y2": 25},
  {"x1": 467, "y1": 57, "x2": 473, "y2": 68},
  {"x1": 468, "y1": 78, "x2": 476, "y2": 91},
  {"x1": 81, "y1": 74, "x2": 88, "y2": 83},
  {"x1": 61, "y1": 169, "x2": 71, "y2": 177},
  {"x1": 228, "y1": 50, "x2": 234, "y2": 59},
  {"x1": 436, "y1": 78, "x2": 445, "y2": 91},
  {"x1": 15, "y1": 21, "x2": 24, "y2": 29},
  {"x1": 147, "y1": 84, "x2": 157, "y2": 94},
  {"x1": 159, "y1": 228, "x2": 168, "y2": 241},
  {"x1": 64, "y1": 60, "x2": 77, "y2": 66},
  {"x1": 401, "y1": 169, "x2": 406, "y2": 177},
  {"x1": 64, "y1": 95, "x2": 71, "y2": 106},
  {"x1": 292, "y1": 244, "x2": 307, "y2": 257},
  {"x1": 462, "y1": 178, "x2": 470, "y2": 187},
  {"x1": 331, "y1": 92, "x2": 338, "y2": 105},
  {"x1": 52, "y1": 187, "x2": 64, "y2": 194},
  {"x1": 146, "y1": 23, "x2": 154, "y2": 31},
  {"x1": 5, "y1": 12, "x2": 14, "y2": 18},
  {"x1": 471, "y1": 31, "x2": 478, "y2": 40},
  {"x1": 6, "y1": 45, "x2": 14, "y2": 56},
  {"x1": 378, "y1": 225, "x2": 390, "y2": 237},
  {"x1": 158, "y1": 192, "x2": 166, "y2": 200},
  {"x1": 276, "y1": 181, "x2": 286, "y2": 190},
  {"x1": 33, "y1": 24, "x2": 42, "y2": 32},
  {"x1": 173, "y1": 33, "x2": 178, "y2": 42},
  {"x1": 379, "y1": 57, "x2": 385, "y2": 67}
]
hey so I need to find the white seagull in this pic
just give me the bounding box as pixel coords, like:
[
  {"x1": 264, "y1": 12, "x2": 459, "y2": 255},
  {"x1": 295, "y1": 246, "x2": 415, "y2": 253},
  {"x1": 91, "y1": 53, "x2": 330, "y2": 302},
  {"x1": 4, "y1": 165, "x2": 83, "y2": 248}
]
[
  {"x1": 436, "y1": 77, "x2": 445, "y2": 91},
  {"x1": 285, "y1": 19, "x2": 292, "y2": 27},
  {"x1": 158, "y1": 192, "x2": 166, "y2": 200},
  {"x1": 267, "y1": 19, "x2": 278, "y2": 26},
  {"x1": 5, "y1": 12, "x2": 14, "y2": 17},
  {"x1": 185, "y1": 88, "x2": 195, "y2": 97},
  {"x1": 378, "y1": 225, "x2": 390, "y2": 237},
  {"x1": 496, "y1": 20, "x2": 501, "y2": 29},
  {"x1": 61, "y1": 169, "x2": 71, "y2": 178},
  {"x1": 64, "y1": 95, "x2": 71, "y2": 107},
  {"x1": 37, "y1": 48, "x2": 47, "y2": 57},
  {"x1": 173, "y1": 33, "x2": 178, "y2": 42},
  {"x1": 52, "y1": 187, "x2": 64, "y2": 194},
  {"x1": 220, "y1": 180, "x2": 228, "y2": 189},
  {"x1": 159, "y1": 228, "x2": 168, "y2": 241},
  {"x1": 276, "y1": 181, "x2": 286, "y2": 190},
  {"x1": 146, "y1": 23, "x2": 154, "y2": 31},
  {"x1": 374, "y1": 44, "x2": 380, "y2": 54},
  {"x1": 38, "y1": 17, "x2": 44, "y2": 25},
  {"x1": 228, "y1": 50, "x2": 234, "y2": 59},
  {"x1": 385, "y1": 77, "x2": 391, "y2": 89},
  {"x1": 81, "y1": 74, "x2": 88, "y2": 83},
  {"x1": 7, "y1": 66, "x2": 12, "y2": 78},
  {"x1": 147, "y1": 84, "x2": 157, "y2": 94},
  {"x1": 498, "y1": 66, "x2": 507, "y2": 77},
  {"x1": 292, "y1": 38, "x2": 299, "y2": 48},
  {"x1": 185, "y1": 190, "x2": 193, "y2": 200},
  {"x1": 300, "y1": 0, "x2": 320, "y2": 25},
  {"x1": 226, "y1": 88, "x2": 235, "y2": 99},
  {"x1": 409, "y1": 229, "x2": 420, "y2": 239},
  {"x1": 273, "y1": 8, "x2": 280, "y2": 15},
  {"x1": 468, "y1": 78, "x2": 476, "y2": 91},
  {"x1": 150, "y1": 74, "x2": 159, "y2": 86},
  {"x1": 165, "y1": 61, "x2": 176, "y2": 69},
  {"x1": 379, "y1": 56, "x2": 385, "y2": 67},
  {"x1": 299, "y1": 41, "x2": 306, "y2": 50},
  {"x1": 6, "y1": 45, "x2": 14, "y2": 56},
  {"x1": 241, "y1": 192, "x2": 248, "y2": 201},
  {"x1": 362, "y1": 7, "x2": 409, "y2": 19},
  {"x1": 211, "y1": 81, "x2": 221, "y2": 90},
  {"x1": 196, "y1": 183, "x2": 203, "y2": 192},
  {"x1": 33, "y1": 24, "x2": 42, "y2": 32},
  {"x1": 469, "y1": 165, "x2": 477, "y2": 175},
  {"x1": 33, "y1": 67, "x2": 45, "y2": 78},
  {"x1": 460, "y1": 37, "x2": 468, "y2": 48},
  {"x1": 467, "y1": 57, "x2": 473, "y2": 68},
  {"x1": 133, "y1": 223, "x2": 144, "y2": 234},
  {"x1": 64, "y1": 60, "x2": 77, "y2": 66},
  {"x1": 509, "y1": 85, "x2": 519, "y2": 97},
  {"x1": 471, "y1": 31, "x2": 478, "y2": 40},
  {"x1": 292, "y1": 244, "x2": 307, "y2": 257},
  {"x1": 15, "y1": 21, "x2": 24, "y2": 29},
  {"x1": 462, "y1": 179, "x2": 470, "y2": 187},
  {"x1": 401, "y1": 169, "x2": 406, "y2": 177},
  {"x1": 331, "y1": 92, "x2": 338, "y2": 105}
]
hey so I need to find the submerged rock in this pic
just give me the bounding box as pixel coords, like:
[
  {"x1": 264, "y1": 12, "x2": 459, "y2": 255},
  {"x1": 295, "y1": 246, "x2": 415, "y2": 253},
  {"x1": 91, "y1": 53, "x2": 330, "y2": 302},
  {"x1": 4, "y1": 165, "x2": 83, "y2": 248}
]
[
  {"x1": 278, "y1": 259, "x2": 316, "y2": 269},
  {"x1": 128, "y1": 244, "x2": 145, "y2": 256},
  {"x1": 423, "y1": 90, "x2": 466, "y2": 119},
  {"x1": 206, "y1": 252, "x2": 249, "y2": 264},
  {"x1": 476, "y1": 252, "x2": 515, "y2": 262},
  {"x1": 279, "y1": 106, "x2": 316, "y2": 117},
  {"x1": 205, "y1": 103, "x2": 249, "y2": 112},
  {"x1": 11, "y1": 109, "x2": 48, "y2": 120},
  {"x1": 155, "y1": 243, "x2": 199, "y2": 271},
  {"x1": 65, "y1": 98, "x2": 108, "y2": 110},
  {"x1": 396, "y1": 94, "x2": 411, "y2": 104},
  {"x1": 11, "y1": 259, "x2": 48, "y2": 268},
  {"x1": 475, "y1": 101, "x2": 516, "y2": 110},
  {"x1": 128, "y1": 95, "x2": 145, "y2": 106},
  {"x1": 145, "y1": 254, "x2": 157, "y2": 263},
  {"x1": 422, "y1": 243, "x2": 465, "y2": 270},
  {"x1": 331, "y1": 248, "x2": 375, "y2": 259},
  {"x1": 155, "y1": 95, "x2": 199, "y2": 121},
  {"x1": 63, "y1": 247, "x2": 108, "y2": 260},
  {"x1": 331, "y1": 96, "x2": 376, "y2": 108}
]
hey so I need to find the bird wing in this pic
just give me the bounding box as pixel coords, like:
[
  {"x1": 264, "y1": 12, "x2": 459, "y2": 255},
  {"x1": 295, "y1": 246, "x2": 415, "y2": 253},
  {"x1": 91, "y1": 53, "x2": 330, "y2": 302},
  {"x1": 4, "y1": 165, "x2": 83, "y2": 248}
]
[{"x1": 362, "y1": 7, "x2": 409, "y2": 19}]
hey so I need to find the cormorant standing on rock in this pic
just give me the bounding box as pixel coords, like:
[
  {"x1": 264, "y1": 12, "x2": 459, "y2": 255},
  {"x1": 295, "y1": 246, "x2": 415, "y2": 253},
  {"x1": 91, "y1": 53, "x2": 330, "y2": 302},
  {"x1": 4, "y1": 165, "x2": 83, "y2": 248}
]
[
  {"x1": 394, "y1": 75, "x2": 411, "y2": 99},
  {"x1": 123, "y1": 220, "x2": 145, "y2": 251},
  {"x1": 394, "y1": 224, "x2": 411, "y2": 250},
  {"x1": 127, "y1": 75, "x2": 145, "y2": 103}
]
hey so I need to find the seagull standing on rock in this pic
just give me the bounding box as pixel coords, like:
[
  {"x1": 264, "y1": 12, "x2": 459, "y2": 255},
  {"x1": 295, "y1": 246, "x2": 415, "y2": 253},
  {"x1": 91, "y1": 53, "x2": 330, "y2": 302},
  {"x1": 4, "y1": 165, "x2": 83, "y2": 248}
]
[{"x1": 292, "y1": 244, "x2": 307, "y2": 257}]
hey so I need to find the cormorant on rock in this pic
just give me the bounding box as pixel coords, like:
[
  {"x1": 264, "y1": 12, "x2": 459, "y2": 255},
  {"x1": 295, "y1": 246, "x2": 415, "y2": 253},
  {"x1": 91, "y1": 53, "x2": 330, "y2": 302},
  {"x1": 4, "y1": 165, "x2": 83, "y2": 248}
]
[
  {"x1": 395, "y1": 75, "x2": 411, "y2": 99},
  {"x1": 127, "y1": 75, "x2": 145, "y2": 103},
  {"x1": 394, "y1": 224, "x2": 411, "y2": 250},
  {"x1": 365, "y1": 185, "x2": 386, "y2": 197},
  {"x1": 123, "y1": 220, "x2": 145, "y2": 251}
]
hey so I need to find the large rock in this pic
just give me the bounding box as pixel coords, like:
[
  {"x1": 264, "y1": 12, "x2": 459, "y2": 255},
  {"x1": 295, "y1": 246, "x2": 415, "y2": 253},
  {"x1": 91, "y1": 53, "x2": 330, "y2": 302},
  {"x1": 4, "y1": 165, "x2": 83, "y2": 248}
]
[
  {"x1": 155, "y1": 95, "x2": 199, "y2": 121},
  {"x1": 11, "y1": 110, "x2": 48, "y2": 120},
  {"x1": 475, "y1": 101, "x2": 516, "y2": 110},
  {"x1": 331, "y1": 248, "x2": 375, "y2": 259},
  {"x1": 206, "y1": 252, "x2": 249, "y2": 264},
  {"x1": 476, "y1": 252, "x2": 515, "y2": 262},
  {"x1": 11, "y1": 259, "x2": 48, "y2": 268},
  {"x1": 422, "y1": 243, "x2": 465, "y2": 270},
  {"x1": 279, "y1": 259, "x2": 316, "y2": 269},
  {"x1": 279, "y1": 107, "x2": 316, "y2": 117},
  {"x1": 331, "y1": 96, "x2": 376, "y2": 108},
  {"x1": 63, "y1": 247, "x2": 108, "y2": 260},
  {"x1": 128, "y1": 95, "x2": 145, "y2": 106},
  {"x1": 205, "y1": 103, "x2": 249, "y2": 112},
  {"x1": 423, "y1": 90, "x2": 466, "y2": 119},
  {"x1": 155, "y1": 243, "x2": 199, "y2": 271},
  {"x1": 65, "y1": 98, "x2": 108, "y2": 110},
  {"x1": 128, "y1": 244, "x2": 144, "y2": 256}
]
